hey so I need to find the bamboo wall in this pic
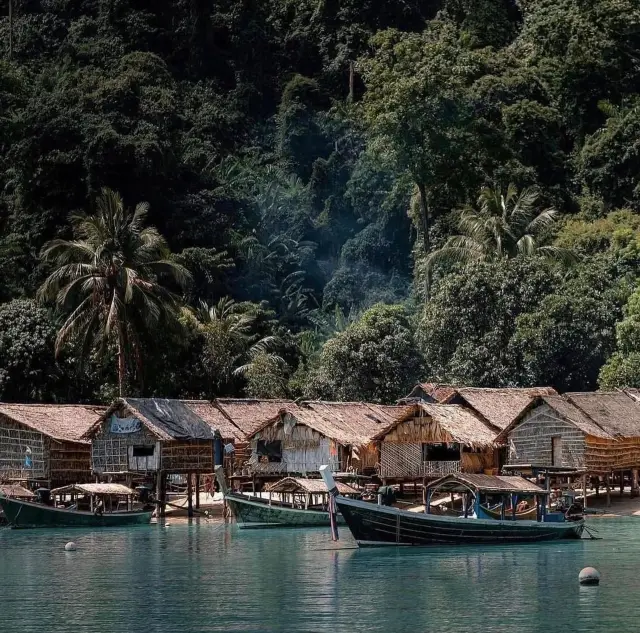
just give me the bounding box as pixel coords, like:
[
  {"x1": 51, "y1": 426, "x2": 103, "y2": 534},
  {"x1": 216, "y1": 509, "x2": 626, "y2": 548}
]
[
  {"x1": 161, "y1": 441, "x2": 213, "y2": 473},
  {"x1": 249, "y1": 424, "x2": 341, "y2": 473},
  {"x1": 584, "y1": 436, "x2": 640, "y2": 473},
  {"x1": 49, "y1": 440, "x2": 91, "y2": 486},
  {"x1": 91, "y1": 419, "x2": 158, "y2": 474},
  {"x1": 379, "y1": 416, "x2": 493, "y2": 478},
  {"x1": 0, "y1": 417, "x2": 47, "y2": 480},
  {"x1": 507, "y1": 405, "x2": 586, "y2": 468}
]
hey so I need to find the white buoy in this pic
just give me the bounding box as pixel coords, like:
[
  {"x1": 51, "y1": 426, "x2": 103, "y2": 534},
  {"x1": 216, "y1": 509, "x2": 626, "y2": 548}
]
[
  {"x1": 64, "y1": 542, "x2": 77, "y2": 552},
  {"x1": 579, "y1": 567, "x2": 600, "y2": 585}
]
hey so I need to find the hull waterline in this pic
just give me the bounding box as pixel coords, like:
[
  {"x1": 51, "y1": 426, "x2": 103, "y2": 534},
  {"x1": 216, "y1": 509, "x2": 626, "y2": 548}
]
[
  {"x1": 0, "y1": 496, "x2": 153, "y2": 529},
  {"x1": 225, "y1": 493, "x2": 344, "y2": 529},
  {"x1": 334, "y1": 496, "x2": 584, "y2": 547}
]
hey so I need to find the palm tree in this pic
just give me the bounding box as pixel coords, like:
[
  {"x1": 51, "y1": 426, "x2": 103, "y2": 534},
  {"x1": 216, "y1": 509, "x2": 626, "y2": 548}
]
[
  {"x1": 191, "y1": 297, "x2": 285, "y2": 394},
  {"x1": 38, "y1": 188, "x2": 190, "y2": 395},
  {"x1": 425, "y1": 184, "x2": 575, "y2": 274}
]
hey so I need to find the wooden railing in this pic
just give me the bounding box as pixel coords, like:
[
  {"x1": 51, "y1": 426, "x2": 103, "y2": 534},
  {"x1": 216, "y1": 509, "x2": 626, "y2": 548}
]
[{"x1": 422, "y1": 461, "x2": 461, "y2": 476}]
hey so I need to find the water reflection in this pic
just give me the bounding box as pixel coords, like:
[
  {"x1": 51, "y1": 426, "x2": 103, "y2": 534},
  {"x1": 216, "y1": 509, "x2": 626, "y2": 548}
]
[{"x1": 0, "y1": 520, "x2": 637, "y2": 633}]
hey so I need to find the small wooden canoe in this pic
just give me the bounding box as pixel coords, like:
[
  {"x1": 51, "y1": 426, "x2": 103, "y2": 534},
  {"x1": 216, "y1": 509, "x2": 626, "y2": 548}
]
[{"x1": 480, "y1": 505, "x2": 538, "y2": 521}]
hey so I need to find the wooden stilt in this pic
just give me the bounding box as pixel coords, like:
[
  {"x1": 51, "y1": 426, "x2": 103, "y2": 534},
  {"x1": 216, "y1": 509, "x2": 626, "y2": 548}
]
[
  {"x1": 620, "y1": 470, "x2": 625, "y2": 496},
  {"x1": 582, "y1": 474, "x2": 588, "y2": 509},
  {"x1": 195, "y1": 473, "x2": 201, "y2": 510},
  {"x1": 156, "y1": 470, "x2": 163, "y2": 517},
  {"x1": 632, "y1": 469, "x2": 639, "y2": 498},
  {"x1": 605, "y1": 473, "x2": 611, "y2": 508},
  {"x1": 160, "y1": 471, "x2": 167, "y2": 518},
  {"x1": 187, "y1": 472, "x2": 194, "y2": 518}
]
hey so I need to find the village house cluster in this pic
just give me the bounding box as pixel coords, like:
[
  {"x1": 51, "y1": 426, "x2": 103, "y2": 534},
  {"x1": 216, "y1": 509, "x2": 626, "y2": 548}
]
[{"x1": 3, "y1": 384, "x2": 640, "y2": 508}]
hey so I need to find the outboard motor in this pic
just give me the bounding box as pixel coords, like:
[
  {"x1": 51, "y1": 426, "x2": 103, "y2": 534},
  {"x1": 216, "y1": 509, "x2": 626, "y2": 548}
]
[{"x1": 36, "y1": 488, "x2": 52, "y2": 505}]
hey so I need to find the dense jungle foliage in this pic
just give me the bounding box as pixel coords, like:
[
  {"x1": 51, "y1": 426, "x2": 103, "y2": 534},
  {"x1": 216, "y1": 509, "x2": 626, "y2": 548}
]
[{"x1": 1, "y1": 0, "x2": 640, "y2": 403}]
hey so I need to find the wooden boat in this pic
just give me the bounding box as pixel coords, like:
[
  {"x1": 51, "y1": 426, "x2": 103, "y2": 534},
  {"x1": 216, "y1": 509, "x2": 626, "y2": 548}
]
[
  {"x1": 215, "y1": 466, "x2": 359, "y2": 529},
  {"x1": 0, "y1": 483, "x2": 153, "y2": 529},
  {"x1": 0, "y1": 484, "x2": 36, "y2": 526},
  {"x1": 320, "y1": 467, "x2": 585, "y2": 547},
  {"x1": 480, "y1": 505, "x2": 538, "y2": 521}
]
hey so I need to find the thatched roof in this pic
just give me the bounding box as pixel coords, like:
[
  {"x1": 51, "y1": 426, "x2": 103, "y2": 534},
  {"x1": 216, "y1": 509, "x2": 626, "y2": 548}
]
[
  {"x1": 450, "y1": 387, "x2": 558, "y2": 431},
  {"x1": 566, "y1": 392, "x2": 640, "y2": 438},
  {"x1": 83, "y1": 398, "x2": 218, "y2": 442},
  {"x1": 51, "y1": 483, "x2": 137, "y2": 496},
  {"x1": 182, "y1": 400, "x2": 245, "y2": 441},
  {"x1": 247, "y1": 401, "x2": 409, "y2": 446},
  {"x1": 495, "y1": 395, "x2": 613, "y2": 443},
  {"x1": 404, "y1": 383, "x2": 459, "y2": 403},
  {"x1": 0, "y1": 403, "x2": 105, "y2": 443},
  {"x1": 372, "y1": 402, "x2": 497, "y2": 448},
  {"x1": 266, "y1": 477, "x2": 358, "y2": 495},
  {"x1": 214, "y1": 398, "x2": 295, "y2": 436},
  {"x1": 0, "y1": 484, "x2": 35, "y2": 499},
  {"x1": 428, "y1": 472, "x2": 545, "y2": 495}
]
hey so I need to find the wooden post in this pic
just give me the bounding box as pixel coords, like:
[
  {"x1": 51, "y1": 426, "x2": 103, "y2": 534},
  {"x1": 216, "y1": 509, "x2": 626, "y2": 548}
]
[
  {"x1": 187, "y1": 472, "x2": 194, "y2": 518},
  {"x1": 620, "y1": 470, "x2": 625, "y2": 496},
  {"x1": 582, "y1": 474, "x2": 588, "y2": 509},
  {"x1": 632, "y1": 469, "x2": 639, "y2": 498},
  {"x1": 160, "y1": 471, "x2": 167, "y2": 518},
  {"x1": 195, "y1": 473, "x2": 200, "y2": 510},
  {"x1": 605, "y1": 473, "x2": 611, "y2": 508}
]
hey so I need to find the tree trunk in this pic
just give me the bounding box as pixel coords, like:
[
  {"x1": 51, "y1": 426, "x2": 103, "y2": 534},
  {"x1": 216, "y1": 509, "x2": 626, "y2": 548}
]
[
  {"x1": 348, "y1": 61, "x2": 355, "y2": 103},
  {"x1": 8, "y1": 0, "x2": 13, "y2": 59},
  {"x1": 417, "y1": 182, "x2": 430, "y2": 299},
  {"x1": 117, "y1": 329, "x2": 126, "y2": 397}
]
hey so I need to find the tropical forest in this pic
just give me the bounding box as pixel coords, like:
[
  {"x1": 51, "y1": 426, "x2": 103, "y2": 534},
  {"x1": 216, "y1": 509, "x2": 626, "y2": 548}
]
[{"x1": 1, "y1": 0, "x2": 640, "y2": 404}]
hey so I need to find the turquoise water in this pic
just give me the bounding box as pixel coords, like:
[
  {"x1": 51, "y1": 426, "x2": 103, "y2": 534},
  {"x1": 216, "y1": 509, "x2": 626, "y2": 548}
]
[{"x1": 0, "y1": 519, "x2": 638, "y2": 632}]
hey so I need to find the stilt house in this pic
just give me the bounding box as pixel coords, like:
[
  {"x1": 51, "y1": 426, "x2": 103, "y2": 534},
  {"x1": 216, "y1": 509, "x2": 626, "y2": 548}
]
[
  {"x1": 244, "y1": 402, "x2": 405, "y2": 476},
  {"x1": 372, "y1": 403, "x2": 498, "y2": 481},
  {"x1": 83, "y1": 398, "x2": 220, "y2": 476},
  {"x1": 0, "y1": 404, "x2": 104, "y2": 488},
  {"x1": 402, "y1": 384, "x2": 557, "y2": 432},
  {"x1": 499, "y1": 392, "x2": 640, "y2": 474}
]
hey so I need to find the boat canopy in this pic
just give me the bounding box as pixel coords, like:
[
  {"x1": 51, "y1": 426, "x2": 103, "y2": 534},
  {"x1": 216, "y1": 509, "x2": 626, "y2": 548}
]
[
  {"x1": 426, "y1": 473, "x2": 548, "y2": 496},
  {"x1": 502, "y1": 464, "x2": 587, "y2": 476},
  {"x1": 0, "y1": 484, "x2": 35, "y2": 499},
  {"x1": 266, "y1": 477, "x2": 359, "y2": 495},
  {"x1": 50, "y1": 483, "x2": 138, "y2": 497}
]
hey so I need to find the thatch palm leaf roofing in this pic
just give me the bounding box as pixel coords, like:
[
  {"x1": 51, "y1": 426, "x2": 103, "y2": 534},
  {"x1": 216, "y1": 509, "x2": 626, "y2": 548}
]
[
  {"x1": 266, "y1": 477, "x2": 358, "y2": 495},
  {"x1": 248, "y1": 402, "x2": 410, "y2": 446},
  {"x1": 373, "y1": 402, "x2": 497, "y2": 447},
  {"x1": 0, "y1": 403, "x2": 105, "y2": 443},
  {"x1": 214, "y1": 399, "x2": 295, "y2": 436},
  {"x1": 565, "y1": 392, "x2": 640, "y2": 438},
  {"x1": 428, "y1": 473, "x2": 545, "y2": 495}
]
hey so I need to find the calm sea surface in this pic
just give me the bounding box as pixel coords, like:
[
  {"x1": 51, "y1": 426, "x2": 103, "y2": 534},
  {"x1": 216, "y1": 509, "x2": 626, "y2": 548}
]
[{"x1": 0, "y1": 518, "x2": 638, "y2": 633}]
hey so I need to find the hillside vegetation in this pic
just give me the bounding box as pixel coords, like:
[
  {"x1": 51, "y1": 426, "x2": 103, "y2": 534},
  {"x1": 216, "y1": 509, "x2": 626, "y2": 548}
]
[{"x1": 1, "y1": 0, "x2": 640, "y2": 403}]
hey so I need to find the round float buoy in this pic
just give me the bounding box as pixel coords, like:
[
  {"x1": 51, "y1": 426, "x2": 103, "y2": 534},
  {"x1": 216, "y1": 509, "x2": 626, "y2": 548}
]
[
  {"x1": 579, "y1": 567, "x2": 600, "y2": 585},
  {"x1": 64, "y1": 542, "x2": 77, "y2": 552}
]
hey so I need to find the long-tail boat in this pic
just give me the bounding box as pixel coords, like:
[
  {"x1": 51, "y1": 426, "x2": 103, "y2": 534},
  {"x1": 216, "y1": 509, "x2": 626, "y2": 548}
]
[
  {"x1": 0, "y1": 483, "x2": 153, "y2": 529},
  {"x1": 320, "y1": 466, "x2": 585, "y2": 547},
  {"x1": 215, "y1": 466, "x2": 359, "y2": 528}
]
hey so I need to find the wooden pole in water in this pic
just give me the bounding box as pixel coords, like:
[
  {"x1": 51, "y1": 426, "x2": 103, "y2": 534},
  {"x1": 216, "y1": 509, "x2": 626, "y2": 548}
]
[
  {"x1": 632, "y1": 469, "x2": 639, "y2": 498},
  {"x1": 605, "y1": 473, "x2": 611, "y2": 508},
  {"x1": 187, "y1": 472, "x2": 194, "y2": 518},
  {"x1": 582, "y1": 474, "x2": 588, "y2": 509},
  {"x1": 195, "y1": 472, "x2": 200, "y2": 510},
  {"x1": 620, "y1": 470, "x2": 625, "y2": 496}
]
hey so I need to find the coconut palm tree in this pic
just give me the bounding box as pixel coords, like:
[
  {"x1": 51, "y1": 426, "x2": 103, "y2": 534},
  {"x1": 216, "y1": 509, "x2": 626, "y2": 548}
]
[
  {"x1": 190, "y1": 297, "x2": 285, "y2": 394},
  {"x1": 425, "y1": 184, "x2": 576, "y2": 274},
  {"x1": 38, "y1": 188, "x2": 190, "y2": 395}
]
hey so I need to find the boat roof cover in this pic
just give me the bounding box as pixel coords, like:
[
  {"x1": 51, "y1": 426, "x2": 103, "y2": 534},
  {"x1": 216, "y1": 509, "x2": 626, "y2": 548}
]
[
  {"x1": 0, "y1": 484, "x2": 35, "y2": 498},
  {"x1": 126, "y1": 398, "x2": 218, "y2": 440},
  {"x1": 266, "y1": 477, "x2": 358, "y2": 495},
  {"x1": 427, "y1": 473, "x2": 546, "y2": 495},
  {"x1": 51, "y1": 483, "x2": 138, "y2": 496}
]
